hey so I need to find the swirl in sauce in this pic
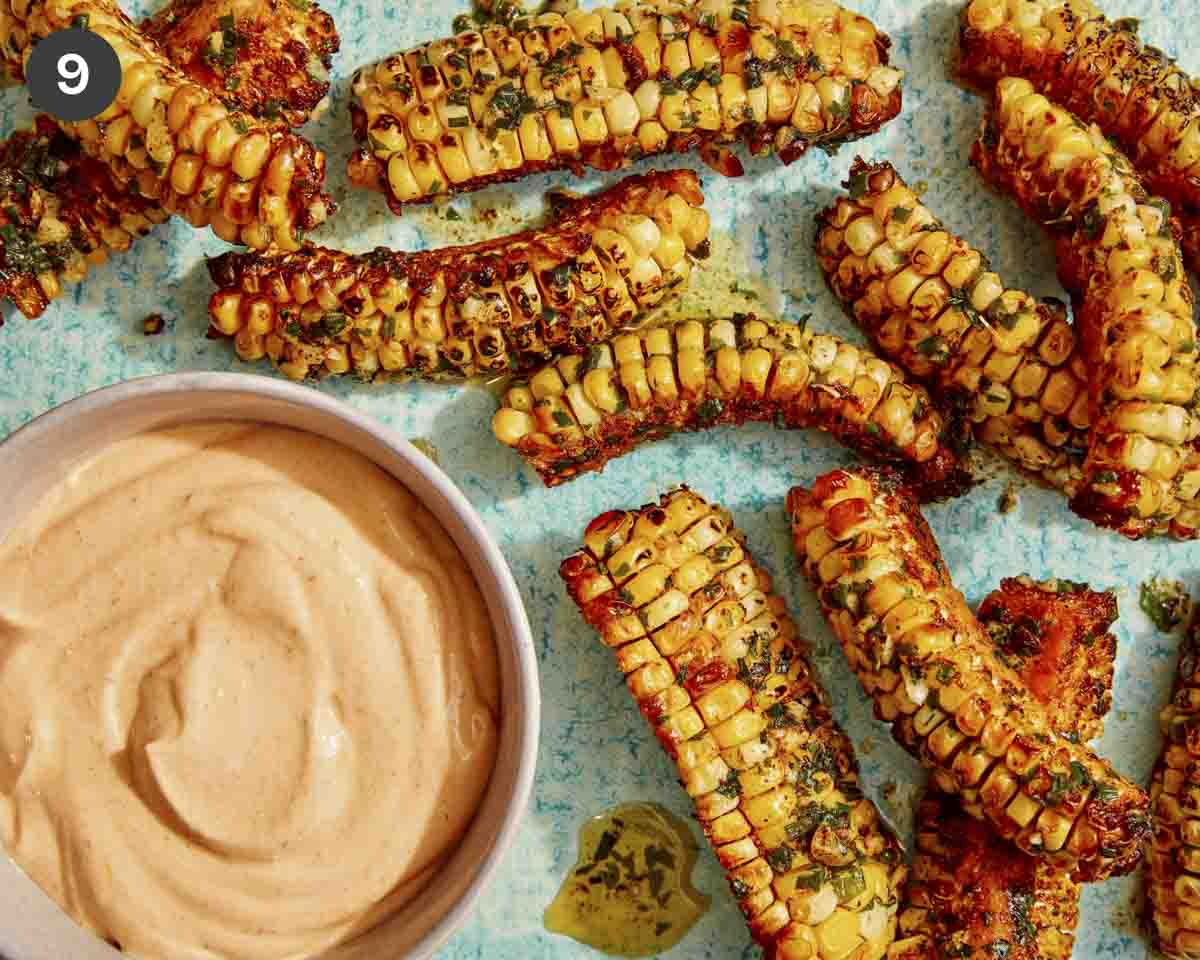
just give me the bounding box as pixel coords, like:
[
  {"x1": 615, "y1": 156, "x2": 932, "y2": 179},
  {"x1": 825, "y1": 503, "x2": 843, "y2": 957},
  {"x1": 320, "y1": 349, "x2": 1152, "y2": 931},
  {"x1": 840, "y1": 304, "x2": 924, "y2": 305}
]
[{"x1": 0, "y1": 423, "x2": 500, "y2": 959}]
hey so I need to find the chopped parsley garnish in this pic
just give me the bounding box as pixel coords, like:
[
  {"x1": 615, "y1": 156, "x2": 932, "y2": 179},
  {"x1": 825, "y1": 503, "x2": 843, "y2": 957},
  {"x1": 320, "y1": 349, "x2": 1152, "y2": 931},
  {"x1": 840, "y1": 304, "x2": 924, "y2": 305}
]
[
  {"x1": 1140, "y1": 577, "x2": 1190, "y2": 632},
  {"x1": 716, "y1": 769, "x2": 742, "y2": 798}
]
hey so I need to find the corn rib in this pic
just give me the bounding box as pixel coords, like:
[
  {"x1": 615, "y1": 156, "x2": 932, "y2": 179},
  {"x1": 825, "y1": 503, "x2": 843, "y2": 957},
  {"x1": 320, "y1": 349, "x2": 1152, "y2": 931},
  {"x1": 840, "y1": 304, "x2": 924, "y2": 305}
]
[
  {"x1": 1149, "y1": 610, "x2": 1200, "y2": 959},
  {"x1": 816, "y1": 157, "x2": 1091, "y2": 496},
  {"x1": 0, "y1": 0, "x2": 333, "y2": 251},
  {"x1": 206, "y1": 170, "x2": 710, "y2": 380},
  {"x1": 959, "y1": 0, "x2": 1200, "y2": 274},
  {"x1": 894, "y1": 576, "x2": 1119, "y2": 960},
  {"x1": 0, "y1": 0, "x2": 341, "y2": 318},
  {"x1": 493, "y1": 312, "x2": 973, "y2": 498},
  {"x1": 560, "y1": 486, "x2": 906, "y2": 960},
  {"x1": 348, "y1": 0, "x2": 904, "y2": 211},
  {"x1": 973, "y1": 76, "x2": 1200, "y2": 540},
  {"x1": 787, "y1": 466, "x2": 1151, "y2": 881}
]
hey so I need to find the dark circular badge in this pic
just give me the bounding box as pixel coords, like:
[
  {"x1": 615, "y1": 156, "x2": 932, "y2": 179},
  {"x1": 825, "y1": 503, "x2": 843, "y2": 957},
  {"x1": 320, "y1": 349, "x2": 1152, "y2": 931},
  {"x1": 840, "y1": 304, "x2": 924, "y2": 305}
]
[{"x1": 26, "y1": 28, "x2": 122, "y2": 123}]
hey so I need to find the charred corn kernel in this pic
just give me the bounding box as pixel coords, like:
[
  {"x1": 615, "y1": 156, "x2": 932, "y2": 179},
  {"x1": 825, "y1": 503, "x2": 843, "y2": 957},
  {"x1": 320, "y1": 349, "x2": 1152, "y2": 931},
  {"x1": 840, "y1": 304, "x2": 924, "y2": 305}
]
[
  {"x1": 206, "y1": 171, "x2": 710, "y2": 381},
  {"x1": 788, "y1": 467, "x2": 1151, "y2": 881},
  {"x1": 817, "y1": 158, "x2": 1090, "y2": 497},
  {"x1": 959, "y1": 0, "x2": 1200, "y2": 274},
  {"x1": 0, "y1": 117, "x2": 170, "y2": 319},
  {"x1": 1149, "y1": 611, "x2": 1200, "y2": 959},
  {"x1": 561, "y1": 488, "x2": 907, "y2": 960},
  {"x1": 898, "y1": 574, "x2": 1120, "y2": 960},
  {"x1": 973, "y1": 77, "x2": 1200, "y2": 540},
  {"x1": 493, "y1": 313, "x2": 972, "y2": 495},
  {"x1": 0, "y1": 0, "x2": 333, "y2": 251},
  {"x1": 348, "y1": 0, "x2": 904, "y2": 210}
]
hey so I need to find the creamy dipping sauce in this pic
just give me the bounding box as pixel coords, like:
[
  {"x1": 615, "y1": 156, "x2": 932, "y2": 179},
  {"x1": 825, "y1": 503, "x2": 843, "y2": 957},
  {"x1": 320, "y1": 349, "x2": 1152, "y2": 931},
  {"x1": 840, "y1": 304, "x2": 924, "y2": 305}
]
[{"x1": 0, "y1": 422, "x2": 500, "y2": 959}]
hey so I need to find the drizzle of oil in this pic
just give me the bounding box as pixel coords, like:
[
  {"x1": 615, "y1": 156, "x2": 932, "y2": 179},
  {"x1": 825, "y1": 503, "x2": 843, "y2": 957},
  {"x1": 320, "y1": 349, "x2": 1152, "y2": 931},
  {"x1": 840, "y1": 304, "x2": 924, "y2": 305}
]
[
  {"x1": 654, "y1": 229, "x2": 779, "y2": 326},
  {"x1": 544, "y1": 802, "x2": 709, "y2": 958}
]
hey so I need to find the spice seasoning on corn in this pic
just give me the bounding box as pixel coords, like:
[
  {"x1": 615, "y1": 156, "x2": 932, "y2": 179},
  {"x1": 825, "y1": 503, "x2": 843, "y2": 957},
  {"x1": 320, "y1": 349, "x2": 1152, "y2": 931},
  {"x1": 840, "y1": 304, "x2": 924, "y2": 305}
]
[
  {"x1": 816, "y1": 158, "x2": 1090, "y2": 496},
  {"x1": 0, "y1": 117, "x2": 169, "y2": 320},
  {"x1": 493, "y1": 312, "x2": 973, "y2": 499},
  {"x1": 348, "y1": 0, "x2": 904, "y2": 211},
  {"x1": 140, "y1": 0, "x2": 340, "y2": 129},
  {"x1": 560, "y1": 487, "x2": 907, "y2": 960},
  {"x1": 973, "y1": 77, "x2": 1200, "y2": 540},
  {"x1": 788, "y1": 466, "x2": 1151, "y2": 881},
  {"x1": 206, "y1": 169, "x2": 710, "y2": 380}
]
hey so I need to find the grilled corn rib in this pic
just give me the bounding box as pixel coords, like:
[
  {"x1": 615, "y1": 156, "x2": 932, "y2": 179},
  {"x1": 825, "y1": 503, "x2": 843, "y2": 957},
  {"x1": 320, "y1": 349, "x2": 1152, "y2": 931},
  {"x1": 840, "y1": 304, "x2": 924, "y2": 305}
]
[
  {"x1": 140, "y1": 0, "x2": 340, "y2": 129},
  {"x1": 347, "y1": 0, "x2": 904, "y2": 211},
  {"x1": 560, "y1": 487, "x2": 906, "y2": 960},
  {"x1": 787, "y1": 466, "x2": 1151, "y2": 881},
  {"x1": 1149, "y1": 610, "x2": 1200, "y2": 960},
  {"x1": 0, "y1": 0, "x2": 340, "y2": 318},
  {"x1": 893, "y1": 576, "x2": 1119, "y2": 960},
  {"x1": 958, "y1": 0, "x2": 1200, "y2": 274},
  {"x1": 493, "y1": 312, "x2": 973, "y2": 497},
  {"x1": 817, "y1": 157, "x2": 1091, "y2": 496},
  {"x1": 206, "y1": 170, "x2": 710, "y2": 380},
  {"x1": 0, "y1": 116, "x2": 169, "y2": 320},
  {"x1": 974, "y1": 76, "x2": 1200, "y2": 540},
  {"x1": 0, "y1": 0, "x2": 333, "y2": 251}
]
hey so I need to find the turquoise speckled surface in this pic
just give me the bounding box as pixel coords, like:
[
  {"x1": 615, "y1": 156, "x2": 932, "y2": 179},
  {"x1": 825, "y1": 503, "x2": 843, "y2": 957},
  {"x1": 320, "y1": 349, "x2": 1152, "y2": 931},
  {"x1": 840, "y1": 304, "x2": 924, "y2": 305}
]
[{"x1": 0, "y1": 0, "x2": 1196, "y2": 956}]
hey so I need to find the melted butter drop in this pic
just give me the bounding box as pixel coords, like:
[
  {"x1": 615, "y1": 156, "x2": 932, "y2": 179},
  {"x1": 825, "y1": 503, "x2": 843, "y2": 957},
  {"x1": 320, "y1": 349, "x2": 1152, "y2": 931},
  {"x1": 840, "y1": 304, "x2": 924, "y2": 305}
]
[{"x1": 544, "y1": 803, "x2": 709, "y2": 957}]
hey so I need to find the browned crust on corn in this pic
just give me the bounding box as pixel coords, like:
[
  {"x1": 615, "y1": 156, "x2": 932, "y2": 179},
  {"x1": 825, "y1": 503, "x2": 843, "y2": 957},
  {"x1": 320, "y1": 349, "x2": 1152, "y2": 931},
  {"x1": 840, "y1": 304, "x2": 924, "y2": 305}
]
[
  {"x1": 958, "y1": 0, "x2": 1200, "y2": 273},
  {"x1": 1148, "y1": 611, "x2": 1200, "y2": 959},
  {"x1": 0, "y1": 116, "x2": 169, "y2": 320},
  {"x1": 893, "y1": 576, "x2": 1119, "y2": 960},
  {"x1": 817, "y1": 157, "x2": 1091, "y2": 497},
  {"x1": 977, "y1": 576, "x2": 1118, "y2": 744},
  {"x1": 788, "y1": 466, "x2": 1151, "y2": 881},
  {"x1": 560, "y1": 487, "x2": 906, "y2": 960},
  {"x1": 493, "y1": 312, "x2": 972, "y2": 498},
  {"x1": 973, "y1": 76, "x2": 1200, "y2": 540},
  {"x1": 348, "y1": 0, "x2": 903, "y2": 212},
  {"x1": 140, "y1": 0, "x2": 340, "y2": 129},
  {"x1": 1, "y1": 0, "x2": 333, "y2": 251},
  {"x1": 206, "y1": 170, "x2": 710, "y2": 379}
]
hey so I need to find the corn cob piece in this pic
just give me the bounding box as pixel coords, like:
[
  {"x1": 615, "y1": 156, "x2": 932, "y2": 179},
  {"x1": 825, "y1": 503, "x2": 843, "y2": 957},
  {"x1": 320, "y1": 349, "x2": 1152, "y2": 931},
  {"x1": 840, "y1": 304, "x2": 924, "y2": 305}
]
[
  {"x1": 0, "y1": 0, "x2": 333, "y2": 251},
  {"x1": 893, "y1": 576, "x2": 1119, "y2": 960},
  {"x1": 1149, "y1": 609, "x2": 1200, "y2": 960},
  {"x1": 0, "y1": 116, "x2": 169, "y2": 320},
  {"x1": 140, "y1": 0, "x2": 341, "y2": 129},
  {"x1": 787, "y1": 466, "x2": 1152, "y2": 881},
  {"x1": 974, "y1": 76, "x2": 1200, "y2": 540},
  {"x1": 206, "y1": 170, "x2": 710, "y2": 379},
  {"x1": 347, "y1": 0, "x2": 904, "y2": 212},
  {"x1": 0, "y1": 0, "x2": 338, "y2": 319},
  {"x1": 958, "y1": 0, "x2": 1200, "y2": 274},
  {"x1": 493, "y1": 312, "x2": 973, "y2": 498},
  {"x1": 817, "y1": 158, "x2": 1091, "y2": 497},
  {"x1": 560, "y1": 487, "x2": 907, "y2": 960}
]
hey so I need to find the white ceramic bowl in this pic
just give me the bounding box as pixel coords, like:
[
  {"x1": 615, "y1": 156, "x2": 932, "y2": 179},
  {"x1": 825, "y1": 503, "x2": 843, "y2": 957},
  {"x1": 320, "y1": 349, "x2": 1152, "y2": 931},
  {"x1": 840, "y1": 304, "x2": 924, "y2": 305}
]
[{"x1": 0, "y1": 372, "x2": 539, "y2": 960}]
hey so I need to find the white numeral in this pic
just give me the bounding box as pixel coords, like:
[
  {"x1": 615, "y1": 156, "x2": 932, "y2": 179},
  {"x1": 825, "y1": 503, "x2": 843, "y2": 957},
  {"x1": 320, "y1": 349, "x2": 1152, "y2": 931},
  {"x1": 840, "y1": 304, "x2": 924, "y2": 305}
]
[{"x1": 57, "y1": 52, "x2": 88, "y2": 95}]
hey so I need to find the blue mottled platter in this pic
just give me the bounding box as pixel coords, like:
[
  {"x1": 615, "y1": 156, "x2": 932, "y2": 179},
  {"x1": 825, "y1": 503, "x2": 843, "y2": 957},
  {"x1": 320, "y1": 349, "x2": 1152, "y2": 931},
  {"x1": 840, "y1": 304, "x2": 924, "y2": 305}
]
[{"x1": 0, "y1": 0, "x2": 1193, "y2": 956}]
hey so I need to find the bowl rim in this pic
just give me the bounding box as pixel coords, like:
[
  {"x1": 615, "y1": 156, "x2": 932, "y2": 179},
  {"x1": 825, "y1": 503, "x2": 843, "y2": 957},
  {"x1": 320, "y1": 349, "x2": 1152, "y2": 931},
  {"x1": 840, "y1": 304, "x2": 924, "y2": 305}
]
[{"x1": 0, "y1": 371, "x2": 540, "y2": 960}]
